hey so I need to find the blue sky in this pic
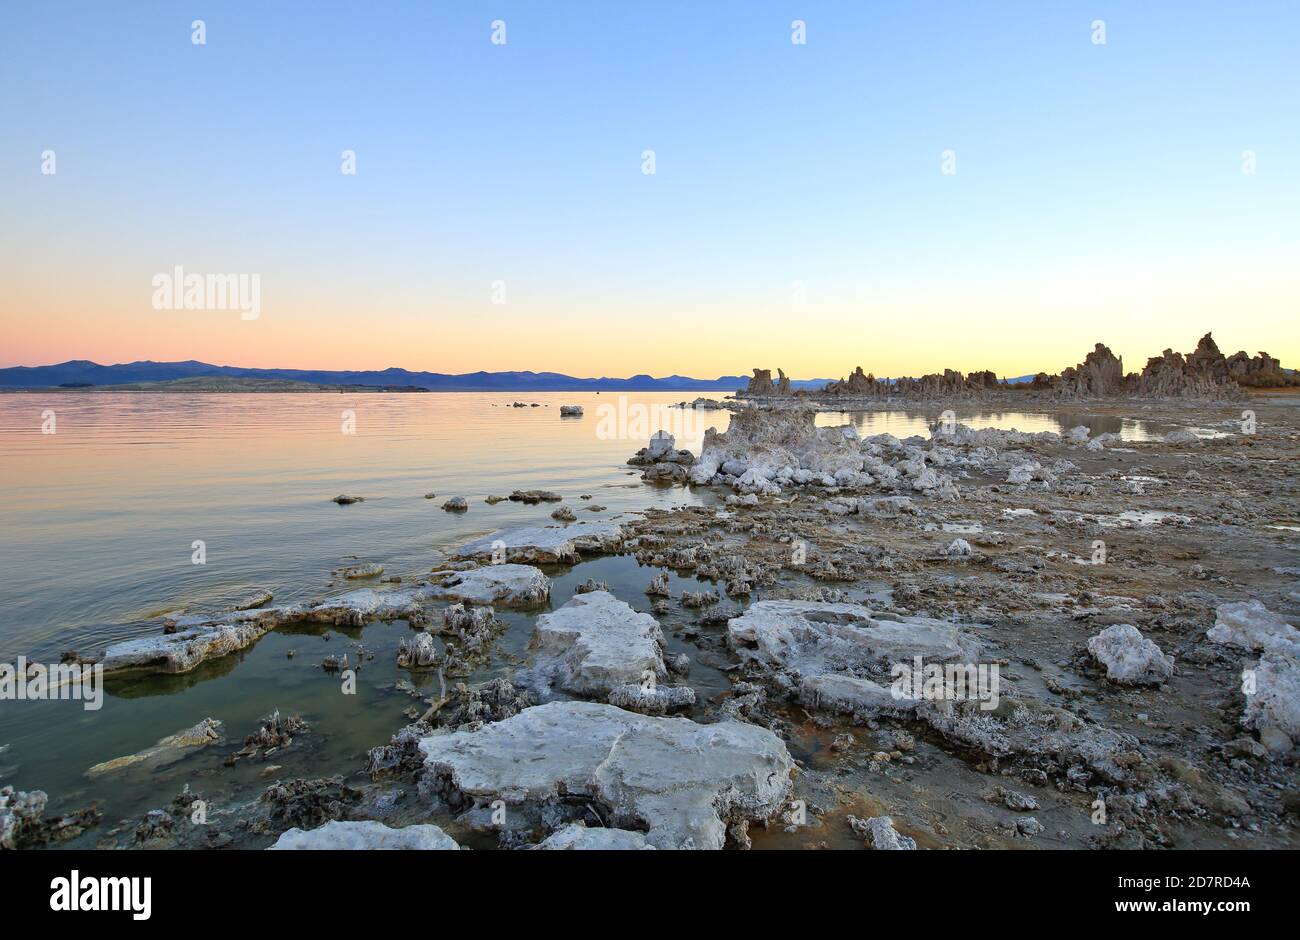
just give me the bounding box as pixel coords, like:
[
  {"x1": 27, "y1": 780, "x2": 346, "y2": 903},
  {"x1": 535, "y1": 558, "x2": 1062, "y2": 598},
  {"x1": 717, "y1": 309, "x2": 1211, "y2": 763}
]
[{"x1": 2, "y1": 1, "x2": 1297, "y2": 377}]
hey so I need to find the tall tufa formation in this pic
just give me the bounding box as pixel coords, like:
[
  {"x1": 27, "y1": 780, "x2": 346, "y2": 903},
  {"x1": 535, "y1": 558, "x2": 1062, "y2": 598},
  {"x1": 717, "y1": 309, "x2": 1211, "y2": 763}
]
[
  {"x1": 744, "y1": 368, "x2": 791, "y2": 396},
  {"x1": 1056, "y1": 344, "x2": 1126, "y2": 398},
  {"x1": 742, "y1": 333, "x2": 1290, "y2": 401}
]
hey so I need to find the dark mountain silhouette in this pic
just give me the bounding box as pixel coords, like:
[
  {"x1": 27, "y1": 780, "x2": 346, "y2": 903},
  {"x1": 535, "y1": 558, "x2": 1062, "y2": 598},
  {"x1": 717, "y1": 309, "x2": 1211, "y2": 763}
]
[{"x1": 0, "y1": 359, "x2": 834, "y2": 392}]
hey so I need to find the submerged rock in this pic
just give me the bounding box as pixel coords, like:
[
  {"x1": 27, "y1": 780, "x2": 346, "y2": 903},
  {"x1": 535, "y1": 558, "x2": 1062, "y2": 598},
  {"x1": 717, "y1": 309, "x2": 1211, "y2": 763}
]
[
  {"x1": 337, "y1": 562, "x2": 383, "y2": 579},
  {"x1": 419, "y1": 701, "x2": 793, "y2": 849},
  {"x1": 270, "y1": 819, "x2": 460, "y2": 850},
  {"x1": 86, "y1": 718, "x2": 224, "y2": 777},
  {"x1": 1086, "y1": 624, "x2": 1174, "y2": 686}
]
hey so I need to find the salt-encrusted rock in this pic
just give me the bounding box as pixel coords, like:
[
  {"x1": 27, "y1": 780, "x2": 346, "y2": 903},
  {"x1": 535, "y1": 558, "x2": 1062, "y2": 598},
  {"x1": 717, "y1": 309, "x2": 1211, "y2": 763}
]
[
  {"x1": 100, "y1": 606, "x2": 300, "y2": 674},
  {"x1": 551, "y1": 506, "x2": 576, "y2": 522},
  {"x1": 1243, "y1": 651, "x2": 1300, "y2": 754},
  {"x1": 728, "y1": 600, "x2": 980, "y2": 717},
  {"x1": 301, "y1": 587, "x2": 438, "y2": 627},
  {"x1": 800, "y1": 673, "x2": 908, "y2": 715},
  {"x1": 429, "y1": 564, "x2": 551, "y2": 608},
  {"x1": 0, "y1": 787, "x2": 45, "y2": 849},
  {"x1": 559, "y1": 405, "x2": 583, "y2": 417},
  {"x1": 86, "y1": 718, "x2": 224, "y2": 777},
  {"x1": 441, "y1": 496, "x2": 468, "y2": 511},
  {"x1": 945, "y1": 538, "x2": 973, "y2": 559},
  {"x1": 689, "y1": 407, "x2": 863, "y2": 490},
  {"x1": 848, "y1": 814, "x2": 916, "y2": 850},
  {"x1": 229, "y1": 589, "x2": 274, "y2": 610},
  {"x1": 726, "y1": 601, "x2": 978, "y2": 665},
  {"x1": 1086, "y1": 624, "x2": 1174, "y2": 686},
  {"x1": 419, "y1": 701, "x2": 793, "y2": 850},
  {"x1": 100, "y1": 582, "x2": 456, "y2": 674},
  {"x1": 606, "y1": 683, "x2": 697, "y2": 715},
  {"x1": 628, "y1": 431, "x2": 696, "y2": 467},
  {"x1": 1208, "y1": 601, "x2": 1300, "y2": 657},
  {"x1": 646, "y1": 572, "x2": 670, "y2": 596},
  {"x1": 397, "y1": 632, "x2": 439, "y2": 668},
  {"x1": 857, "y1": 496, "x2": 915, "y2": 516},
  {"x1": 1164, "y1": 429, "x2": 1201, "y2": 446},
  {"x1": 519, "y1": 591, "x2": 668, "y2": 698},
  {"x1": 338, "y1": 562, "x2": 383, "y2": 579},
  {"x1": 269, "y1": 820, "x2": 460, "y2": 850},
  {"x1": 918, "y1": 693, "x2": 1141, "y2": 787},
  {"x1": 533, "y1": 822, "x2": 652, "y2": 850},
  {"x1": 453, "y1": 522, "x2": 624, "y2": 564},
  {"x1": 0, "y1": 786, "x2": 98, "y2": 850}
]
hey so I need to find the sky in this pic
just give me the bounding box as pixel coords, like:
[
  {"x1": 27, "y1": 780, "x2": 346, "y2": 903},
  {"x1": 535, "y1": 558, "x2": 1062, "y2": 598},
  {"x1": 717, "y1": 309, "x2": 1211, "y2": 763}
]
[{"x1": 2, "y1": 1, "x2": 1297, "y2": 380}]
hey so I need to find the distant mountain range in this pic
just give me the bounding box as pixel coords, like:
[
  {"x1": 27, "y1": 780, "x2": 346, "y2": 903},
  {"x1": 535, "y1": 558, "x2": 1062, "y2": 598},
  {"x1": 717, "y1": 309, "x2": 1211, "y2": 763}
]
[{"x1": 0, "y1": 359, "x2": 835, "y2": 392}]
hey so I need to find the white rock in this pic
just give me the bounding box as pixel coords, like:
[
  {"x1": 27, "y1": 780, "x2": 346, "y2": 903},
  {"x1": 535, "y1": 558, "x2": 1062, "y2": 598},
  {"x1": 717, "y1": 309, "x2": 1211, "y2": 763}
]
[
  {"x1": 100, "y1": 607, "x2": 297, "y2": 674},
  {"x1": 1164, "y1": 429, "x2": 1200, "y2": 445},
  {"x1": 397, "y1": 632, "x2": 439, "y2": 668},
  {"x1": 646, "y1": 430, "x2": 676, "y2": 460},
  {"x1": 533, "y1": 823, "x2": 653, "y2": 850},
  {"x1": 519, "y1": 591, "x2": 667, "y2": 698},
  {"x1": 420, "y1": 701, "x2": 793, "y2": 850},
  {"x1": 1208, "y1": 601, "x2": 1300, "y2": 657},
  {"x1": 727, "y1": 600, "x2": 980, "y2": 715},
  {"x1": 430, "y1": 564, "x2": 552, "y2": 607},
  {"x1": 850, "y1": 814, "x2": 916, "y2": 850},
  {"x1": 1243, "y1": 651, "x2": 1300, "y2": 754},
  {"x1": 453, "y1": 523, "x2": 624, "y2": 564},
  {"x1": 269, "y1": 820, "x2": 460, "y2": 850},
  {"x1": 945, "y1": 538, "x2": 973, "y2": 558},
  {"x1": 1086, "y1": 624, "x2": 1173, "y2": 686}
]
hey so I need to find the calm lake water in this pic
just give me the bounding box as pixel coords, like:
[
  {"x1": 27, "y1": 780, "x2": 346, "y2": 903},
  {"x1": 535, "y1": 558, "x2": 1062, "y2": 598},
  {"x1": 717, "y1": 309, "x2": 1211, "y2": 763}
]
[{"x1": 0, "y1": 391, "x2": 1158, "y2": 844}]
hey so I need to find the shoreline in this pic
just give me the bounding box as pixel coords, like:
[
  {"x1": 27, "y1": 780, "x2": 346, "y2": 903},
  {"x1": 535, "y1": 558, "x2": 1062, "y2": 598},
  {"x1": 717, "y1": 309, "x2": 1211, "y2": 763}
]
[{"x1": 4, "y1": 395, "x2": 1298, "y2": 851}]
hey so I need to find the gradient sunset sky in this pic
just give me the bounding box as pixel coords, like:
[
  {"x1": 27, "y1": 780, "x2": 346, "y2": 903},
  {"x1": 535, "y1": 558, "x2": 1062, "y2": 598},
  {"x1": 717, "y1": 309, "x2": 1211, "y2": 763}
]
[{"x1": 2, "y1": 1, "x2": 1297, "y2": 380}]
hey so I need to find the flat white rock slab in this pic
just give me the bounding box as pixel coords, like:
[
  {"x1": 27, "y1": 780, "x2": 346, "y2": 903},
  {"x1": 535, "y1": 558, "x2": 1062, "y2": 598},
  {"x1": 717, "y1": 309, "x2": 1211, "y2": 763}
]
[
  {"x1": 520, "y1": 590, "x2": 665, "y2": 697},
  {"x1": 269, "y1": 820, "x2": 460, "y2": 850},
  {"x1": 429, "y1": 564, "x2": 551, "y2": 607},
  {"x1": 420, "y1": 701, "x2": 792, "y2": 850},
  {"x1": 453, "y1": 522, "x2": 625, "y2": 563}
]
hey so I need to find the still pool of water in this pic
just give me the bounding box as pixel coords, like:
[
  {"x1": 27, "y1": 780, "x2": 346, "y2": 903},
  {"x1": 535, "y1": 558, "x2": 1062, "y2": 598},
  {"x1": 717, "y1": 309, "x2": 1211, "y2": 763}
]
[{"x1": 0, "y1": 391, "x2": 1161, "y2": 843}]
